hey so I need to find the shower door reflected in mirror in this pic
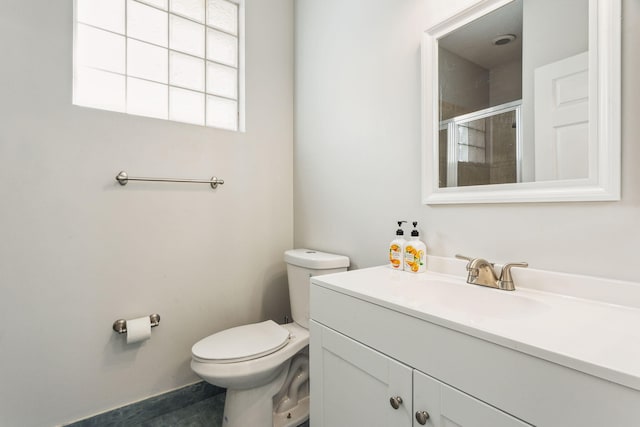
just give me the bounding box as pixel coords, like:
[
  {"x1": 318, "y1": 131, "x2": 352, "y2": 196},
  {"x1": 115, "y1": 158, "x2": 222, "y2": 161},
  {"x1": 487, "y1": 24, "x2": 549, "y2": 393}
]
[{"x1": 440, "y1": 101, "x2": 521, "y2": 188}]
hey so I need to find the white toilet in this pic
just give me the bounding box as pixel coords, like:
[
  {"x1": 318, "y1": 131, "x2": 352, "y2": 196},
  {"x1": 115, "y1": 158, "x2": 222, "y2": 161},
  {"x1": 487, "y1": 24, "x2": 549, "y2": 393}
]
[{"x1": 191, "y1": 249, "x2": 349, "y2": 427}]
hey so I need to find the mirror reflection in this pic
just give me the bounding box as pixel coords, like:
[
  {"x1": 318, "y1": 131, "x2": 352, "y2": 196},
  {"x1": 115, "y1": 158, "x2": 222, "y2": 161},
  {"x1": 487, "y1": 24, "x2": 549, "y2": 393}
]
[{"x1": 437, "y1": 0, "x2": 588, "y2": 188}]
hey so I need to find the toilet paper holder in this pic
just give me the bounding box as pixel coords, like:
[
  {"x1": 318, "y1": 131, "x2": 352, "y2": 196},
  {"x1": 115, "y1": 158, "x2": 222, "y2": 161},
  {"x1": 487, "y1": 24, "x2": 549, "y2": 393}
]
[{"x1": 112, "y1": 314, "x2": 161, "y2": 334}]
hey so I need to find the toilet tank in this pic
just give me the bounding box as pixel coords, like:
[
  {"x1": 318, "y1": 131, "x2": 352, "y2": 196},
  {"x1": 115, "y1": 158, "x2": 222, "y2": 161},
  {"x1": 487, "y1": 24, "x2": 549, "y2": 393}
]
[{"x1": 284, "y1": 249, "x2": 349, "y2": 328}]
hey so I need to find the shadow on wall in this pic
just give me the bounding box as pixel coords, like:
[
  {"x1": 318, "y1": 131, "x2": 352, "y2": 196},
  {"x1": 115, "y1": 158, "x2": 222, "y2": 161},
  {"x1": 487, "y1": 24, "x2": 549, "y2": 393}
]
[
  {"x1": 101, "y1": 327, "x2": 150, "y2": 369},
  {"x1": 260, "y1": 264, "x2": 291, "y2": 323}
]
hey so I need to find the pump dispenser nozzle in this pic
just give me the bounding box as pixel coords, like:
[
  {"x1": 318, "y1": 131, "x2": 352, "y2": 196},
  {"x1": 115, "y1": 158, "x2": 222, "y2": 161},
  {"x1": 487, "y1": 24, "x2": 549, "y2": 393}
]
[
  {"x1": 411, "y1": 221, "x2": 419, "y2": 237},
  {"x1": 396, "y1": 220, "x2": 407, "y2": 236}
]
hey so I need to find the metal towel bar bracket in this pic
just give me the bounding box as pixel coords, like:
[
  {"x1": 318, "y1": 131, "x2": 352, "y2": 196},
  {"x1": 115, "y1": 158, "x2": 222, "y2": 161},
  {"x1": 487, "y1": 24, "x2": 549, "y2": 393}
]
[
  {"x1": 113, "y1": 314, "x2": 161, "y2": 334},
  {"x1": 116, "y1": 171, "x2": 224, "y2": 189}
]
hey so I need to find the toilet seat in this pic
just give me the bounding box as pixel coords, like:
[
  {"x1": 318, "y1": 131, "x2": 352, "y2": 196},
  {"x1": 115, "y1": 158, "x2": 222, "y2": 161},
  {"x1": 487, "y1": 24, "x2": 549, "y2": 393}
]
[
  {"x1": 192, "y1": 320, "x2": 290, "y2": 363},
  {"x1": 191, "y1": 322, "x2": 309, "y2": 390}
]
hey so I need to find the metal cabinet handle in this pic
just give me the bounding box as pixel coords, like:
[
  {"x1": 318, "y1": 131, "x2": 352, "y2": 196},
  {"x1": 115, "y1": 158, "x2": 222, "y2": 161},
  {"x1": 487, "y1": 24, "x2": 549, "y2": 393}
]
[
  {"x1": 389, "y1": 396, "x2": 403, "y2": 410},
  {"x1": 415, "y1": 410, "x2": 430, "y2": 425}
]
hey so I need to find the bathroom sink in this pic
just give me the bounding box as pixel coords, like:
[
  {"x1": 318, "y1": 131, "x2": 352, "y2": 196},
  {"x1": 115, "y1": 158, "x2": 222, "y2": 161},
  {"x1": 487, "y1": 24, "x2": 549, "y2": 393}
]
[
  {"x1": 364, "y1": 271, "x2": 551, "y2": 323},
  {"x1": 424, "y1": 280, "x2": 548, "y2": 320},
  {"x1": 316, "y1": 265, "x2": 549, "y2": 322}
]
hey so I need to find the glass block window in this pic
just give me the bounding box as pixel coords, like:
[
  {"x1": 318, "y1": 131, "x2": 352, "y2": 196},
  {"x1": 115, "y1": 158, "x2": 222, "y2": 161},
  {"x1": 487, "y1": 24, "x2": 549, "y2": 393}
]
[{"x1": 73, "y1": 0, "x2": 243, "y2": 131}]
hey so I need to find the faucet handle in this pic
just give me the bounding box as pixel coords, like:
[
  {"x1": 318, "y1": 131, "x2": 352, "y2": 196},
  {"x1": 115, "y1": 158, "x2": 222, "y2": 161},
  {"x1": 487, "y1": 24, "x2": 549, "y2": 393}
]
[
  {"x1": 456, "y1": 254, "x2": 495, "y2": 267},
  {"x1": 455, "y1": 254, "x2": 475, "y2": 272},
  {"x1": 455, "y1": 254, "x2": 474, "y2": 268},
  {"x1": 499, "y1": 262, "x2": 528, "y2": 290}
]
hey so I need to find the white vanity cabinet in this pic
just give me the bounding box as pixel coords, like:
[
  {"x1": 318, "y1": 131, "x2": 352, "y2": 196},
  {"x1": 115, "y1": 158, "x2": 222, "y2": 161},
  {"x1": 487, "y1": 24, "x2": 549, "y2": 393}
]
[
  {"x1": 309, "y1": 265, "x2": 640, "y2": 427},
  {"x1": 310, "y1": 320, "x2": 530, "y2": 427}
]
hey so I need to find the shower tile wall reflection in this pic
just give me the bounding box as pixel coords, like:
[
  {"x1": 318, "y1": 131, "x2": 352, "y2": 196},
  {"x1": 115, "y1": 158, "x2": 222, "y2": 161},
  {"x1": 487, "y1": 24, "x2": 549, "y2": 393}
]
[{"x1": 456, "y1": 110, "x2": 517, "y2": 187}]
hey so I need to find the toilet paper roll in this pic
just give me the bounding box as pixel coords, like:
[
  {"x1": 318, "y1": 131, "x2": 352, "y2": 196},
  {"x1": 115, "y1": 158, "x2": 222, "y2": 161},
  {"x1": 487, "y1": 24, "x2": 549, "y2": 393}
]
[{"x1": 126, "y1": 316, "x2": 152, "y2": 344}]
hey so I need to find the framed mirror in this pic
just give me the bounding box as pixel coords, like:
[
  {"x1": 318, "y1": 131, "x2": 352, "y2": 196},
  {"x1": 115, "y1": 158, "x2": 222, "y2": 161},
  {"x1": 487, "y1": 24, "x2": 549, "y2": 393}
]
[{"x1": 421, "y1": 0, "x2": 620, "y2": 204}]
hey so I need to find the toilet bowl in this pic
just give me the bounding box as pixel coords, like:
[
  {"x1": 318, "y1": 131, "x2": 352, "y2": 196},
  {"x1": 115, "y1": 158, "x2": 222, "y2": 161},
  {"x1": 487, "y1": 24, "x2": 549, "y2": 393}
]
[{"x1": 191, "y1": 249, "x2": 349, "y2": 427}]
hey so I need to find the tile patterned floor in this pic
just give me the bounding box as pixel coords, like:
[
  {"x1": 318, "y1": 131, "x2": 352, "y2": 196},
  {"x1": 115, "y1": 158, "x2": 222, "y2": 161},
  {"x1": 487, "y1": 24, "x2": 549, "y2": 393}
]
[
  {"x1": 65, "y1": 382, "x2": 310, "y2": 427},
  {"x1": 140, "y1": 393, "x2": 225, "y2": 427}
]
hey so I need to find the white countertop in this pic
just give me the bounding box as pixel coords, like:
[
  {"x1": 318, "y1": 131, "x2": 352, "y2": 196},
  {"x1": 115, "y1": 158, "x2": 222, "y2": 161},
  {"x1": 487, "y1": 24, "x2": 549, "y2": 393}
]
[{"x1": 311, "y1": 263, "x2": 640, "y2": 392}]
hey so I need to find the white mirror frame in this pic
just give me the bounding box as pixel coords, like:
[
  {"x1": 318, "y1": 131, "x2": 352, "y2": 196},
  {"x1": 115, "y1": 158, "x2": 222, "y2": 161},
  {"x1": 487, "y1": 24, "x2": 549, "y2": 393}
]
[{"x1": 421, "y1": 0, "x2": 621, "y2": 204}]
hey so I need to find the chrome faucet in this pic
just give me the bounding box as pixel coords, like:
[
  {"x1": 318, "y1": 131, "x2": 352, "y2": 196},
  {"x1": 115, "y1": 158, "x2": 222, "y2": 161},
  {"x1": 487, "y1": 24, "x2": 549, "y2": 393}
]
[{"x1": 455, "y1": 255, "x2": 528, "y2": 291}]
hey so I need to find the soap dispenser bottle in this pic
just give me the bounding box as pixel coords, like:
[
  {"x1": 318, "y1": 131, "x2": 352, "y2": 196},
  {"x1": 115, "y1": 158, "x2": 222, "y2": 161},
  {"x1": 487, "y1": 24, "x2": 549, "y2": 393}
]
[
  {"x1": 389, "y1": 221, "x2": 407, "y2": 270},
  {"x1": 404, "y1": 222, "x2": 426, "y2": 273}
]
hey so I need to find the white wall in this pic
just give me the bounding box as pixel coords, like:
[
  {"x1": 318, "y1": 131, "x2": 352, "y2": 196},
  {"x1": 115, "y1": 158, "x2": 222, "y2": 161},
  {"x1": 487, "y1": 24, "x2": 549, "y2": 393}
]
[
  {"x1": 294, "y1": 0, "x2": 426, "y2": 269},
  {"x1": 294, "y1": 0, "x2": 640, "y2": 281},
  {"x1": 0, "y1": 1, "x2": 293, "y2": 426}
]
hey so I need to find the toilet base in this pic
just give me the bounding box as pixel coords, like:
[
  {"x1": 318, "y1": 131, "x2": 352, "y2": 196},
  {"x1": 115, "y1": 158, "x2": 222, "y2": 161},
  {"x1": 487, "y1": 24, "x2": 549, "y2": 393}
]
[
  {"x1": 222, "y1": 362, "x2": 290, "y2": 427},
  {"x1": 220, "y1": 351, "x2": 310, "y2": 427},
  {"x1": 274, "y1": 395, "x2": 309, "y2": 427}
]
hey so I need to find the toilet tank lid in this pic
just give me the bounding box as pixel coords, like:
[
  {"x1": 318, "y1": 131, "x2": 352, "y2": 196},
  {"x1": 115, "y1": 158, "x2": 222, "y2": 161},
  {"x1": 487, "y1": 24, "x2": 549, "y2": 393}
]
[{"x1": 284, "y1": 249, "x2": 350, "y2": 269}]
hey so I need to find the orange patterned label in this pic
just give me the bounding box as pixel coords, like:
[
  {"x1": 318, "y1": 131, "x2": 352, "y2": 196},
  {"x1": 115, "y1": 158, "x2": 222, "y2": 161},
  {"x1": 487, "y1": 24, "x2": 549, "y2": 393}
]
[
  {"x1": 404, "y1": 245, "x2": 424, "y2": 272},
  {"x1": 389, "y1": 245, "x2": 402, "y2": 268}
]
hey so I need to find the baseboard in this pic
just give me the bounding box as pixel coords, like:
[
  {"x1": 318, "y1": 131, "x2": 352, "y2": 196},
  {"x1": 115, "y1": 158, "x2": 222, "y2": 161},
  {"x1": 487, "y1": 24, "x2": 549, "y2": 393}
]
[{"x1": 64, "y1": 381, "x2": 225, "y2": 426}]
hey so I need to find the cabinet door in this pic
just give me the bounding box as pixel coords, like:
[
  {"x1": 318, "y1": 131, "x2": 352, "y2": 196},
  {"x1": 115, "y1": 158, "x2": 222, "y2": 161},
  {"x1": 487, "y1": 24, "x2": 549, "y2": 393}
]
[
  {"x1": 310, "y1": 320, "x2": 413, "y2": 427},
  {"x1": 413, "y1": 370, "x2": 532, "y2": 427}
]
